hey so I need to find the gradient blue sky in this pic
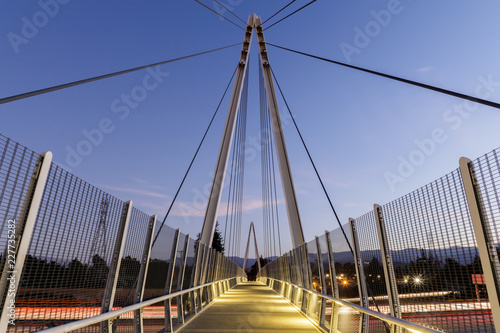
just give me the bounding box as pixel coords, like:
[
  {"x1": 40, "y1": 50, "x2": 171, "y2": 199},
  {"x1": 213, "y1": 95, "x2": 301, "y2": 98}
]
[{"x1": 2, "y1": 1, "x2": 500, "y2": 258}]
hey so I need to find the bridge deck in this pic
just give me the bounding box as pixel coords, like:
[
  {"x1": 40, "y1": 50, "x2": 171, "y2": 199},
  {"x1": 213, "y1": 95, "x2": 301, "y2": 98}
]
[{"x1": 180, "y1": 282, "x2": 321, "y2": 332}]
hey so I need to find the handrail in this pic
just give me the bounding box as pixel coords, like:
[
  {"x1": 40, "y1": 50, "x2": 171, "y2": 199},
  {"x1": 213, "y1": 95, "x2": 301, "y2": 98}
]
[
  {"x1": 40, "y1": 278, "x2": 238, "y2": 333},
  {"x1": 263, "y1": 278, "x2": 442, "y2": 333}
]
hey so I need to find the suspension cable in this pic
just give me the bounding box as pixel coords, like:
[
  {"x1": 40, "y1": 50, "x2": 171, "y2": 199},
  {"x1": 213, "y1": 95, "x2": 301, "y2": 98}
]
[
  {"x1": 0, "y1": 43, "x2": 241, "y2": 105},
  {"x1": 224, "y1": 118, "x2": 239, "y2": 256},
  {"x1": 194, "y1": 0, "x2": 246, "y2": 30},
  {"x1": 121, "y1": 66, "x2": 238, "y2": 308},
  {"x1": 266, "y1": 43, "x2": 500, "y2": 110},
  {"x1": 224, "y1": 61, "x2": 249, "y2": 258},
  {"x1": 151, "y1": 66, "x2": 238, "y2": 247},
  {"x1": 237, "y1": 66, "x2": 249, "y2": 258},
  {"x1": 259, "y1": 57, "x2": 283, "y2": 259},
  {"x1": 262, "y1": 0, "x2": 297, "y2": 25},
  {"x1": 270, "y1": 66, "x2": 391, "y2": 328},
  {"x1": 269, "y1": 65, "x2": 353, "y2": 254},
  {"x1": 269, "y1": 120, "x2": 283, "y2": 256},
  {"x1": 260, "y1": 63, "x2": 269, "y2": 258},
  {"x1": 214, "y1": 0, "x2": 247, "y2": 25},
  {"x1": 264, "y1": 0, "x2": 318, "y2": 31}
]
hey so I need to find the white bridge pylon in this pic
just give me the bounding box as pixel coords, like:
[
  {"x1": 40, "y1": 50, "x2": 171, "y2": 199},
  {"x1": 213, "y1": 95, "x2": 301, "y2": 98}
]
[
  {"x1": 199, "y1": 14, "x2": 305, "y2": 252},
  {"x1": 243, "y1": 222, "x2": 261, "y2": 272}
]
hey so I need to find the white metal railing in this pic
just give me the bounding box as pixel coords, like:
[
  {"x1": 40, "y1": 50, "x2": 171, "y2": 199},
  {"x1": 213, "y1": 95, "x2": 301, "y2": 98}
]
[
  {"x1": 261, "y1": 278, "x2": 442, "y2": 333},
  {"x1": 39, "y1": 277, "x2": 242, "y2": 332}
]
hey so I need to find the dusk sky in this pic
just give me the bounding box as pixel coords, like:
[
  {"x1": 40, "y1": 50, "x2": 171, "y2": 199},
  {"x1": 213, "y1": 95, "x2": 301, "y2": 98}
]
[{"x1": 2, "y1": 1, "x2": 500, "y2": 258}]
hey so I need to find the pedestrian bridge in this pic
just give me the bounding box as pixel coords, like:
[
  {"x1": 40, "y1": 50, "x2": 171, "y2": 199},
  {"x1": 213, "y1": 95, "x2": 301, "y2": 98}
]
[
  {"x1": 1, "y1": 5, "x2": 500, "y2": 333},
  {"x1": 179, "y1": 282, "x2": 322, "y2": 333}
]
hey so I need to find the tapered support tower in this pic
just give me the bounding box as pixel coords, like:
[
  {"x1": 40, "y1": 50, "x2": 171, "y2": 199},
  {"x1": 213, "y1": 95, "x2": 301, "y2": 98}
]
[
  {"x1": 243, "y1": 222, "x2": 261, "y2": 272},
  {"x1": 199, "y1": 15, "x2": 255, "y2": 247},
  {"x1": 199, "y1": 14, "x2": 305, "y2": 249},
  {"x1": 255, "y1": 16, "x2": 305, "y2": 247}
]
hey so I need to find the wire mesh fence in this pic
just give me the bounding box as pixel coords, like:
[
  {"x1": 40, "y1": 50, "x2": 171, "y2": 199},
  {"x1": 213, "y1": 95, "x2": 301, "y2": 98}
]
[
  {"x1": 471, "y1": 148, "x2": 500, "y2": 294},
  {"x1": 335, "y1": 305, "x2": 360, "y2": 333},
  {"x1": 0, "y1": 134, "x2": 245, "y2": 332},
  {"x1": 143, "y1": 224, "x2": 176, "y2": 302},
  {"x1": 115, "y1": 208, "x2": 150, "y2": 309},
  {"x1": 355, "y1": 211, "x2": 389, "y2": 313},
  {"x1": 0, "y1": 135, "x2": 39, "y2": 311},
  {"x1": 12, "y1": 163, "x2": 126, "y2": 332},
  {"x1": 381, "y1": 168, "x2": 493, "y2": 332},
  {"x1": 259, "y1": 146, "x2": 500, "y2": 332}
]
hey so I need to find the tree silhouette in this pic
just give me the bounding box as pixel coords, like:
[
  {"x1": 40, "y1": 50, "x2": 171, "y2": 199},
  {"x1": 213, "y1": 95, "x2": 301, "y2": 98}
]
[
  {"x1": 194, "y1": 221, "x2": 224, "y2": 254},
  {"x1": 246, "y1": 256, "x2": 269, "y2": 281}
]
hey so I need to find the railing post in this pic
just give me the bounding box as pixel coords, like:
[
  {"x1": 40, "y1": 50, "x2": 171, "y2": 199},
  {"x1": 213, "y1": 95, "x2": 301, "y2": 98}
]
[
  {"x1": 0, "y1": 152, "x2": 52, "y2": 332},
  {"x1": 459, "y1": 157, "x2": 500, "y2": 332},
  {"x1": 292, "y1": 248, "x2": 301, "y2": 304},
  {"x1": 213, "y1": 253, "x2": 220, "y2": 296},
  {"x1": 133, "y1": 215, "x2": 156, "y2": 333},
  {"x1": 287, "y1": 252, "x2": 295, "y2": 300},
  {"x1": 176, "y1": 234, "x2": 189, "y2": 325},
  {"x1": 191, "y1": 243, "x2": 206, "y2": 313},
  {"x1": 283, "y1": 252, "x2": 290, "y2": 284},
  {"x1": 101, "y1": 200, "x2": 133, "y2": 333},
  {"x1": 210, "y1": 252, "x2": 218, "y2": 299},
  {"x1": 197, "y1": 244, "x2": 208, "y2": 308},
  {"x1": 303, "y1": 243, "x2": 313, "y2": 289},
  {"x1": 202, "y1": 249, "x2": 213, "y2": 302},
  {"x1": 374, "y1": 205, "x2": 401, "y2": 332},
  {"x1": 300, "y1": 244, "x2": 312, "y2": 313},
  {"x1": 350, "y1": 218, "x2": 370, "y2": 333},
  {"x1": 315, "y1": 236, "x2": 327, "y2": 328},
  {"x1": 189, "y1": 242, "x2": 201, "y2": 316},
  {"x1": 325, "y1": 230, "x2": 340, "y2": 333},
  {"x1": 165, "y1": 228, "x2": 180, "y2": 333}
]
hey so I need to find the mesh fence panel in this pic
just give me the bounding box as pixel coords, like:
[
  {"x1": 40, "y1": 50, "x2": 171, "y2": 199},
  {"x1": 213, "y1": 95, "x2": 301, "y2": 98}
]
[
  {"x1": 183, "y1": 238, "x2": 195, "y2": 291},
  {"x1": 115, "y1": 208, "x2": 150, "y2": 309},
  {"x1": 0, "y1": 135, "x2": 38, "y2": 311},
  {"x1": 257, "y1": 146, "x2": 500, "y2": 332},
  {"x1": 355, "y1": 211, "x2": 389, "y2": 314},
  {"x1": 181, "y1": 238, "x2": 196, "y2": 319},
  {"x1": 170, "y1": 231, "x2": 187, "y2": 294},
  {"x1": 142, "y1": 300, "x2": 166, "y2": 333},
  {"x1": 14, "y1": 163, "x2": 125, "y2": 332},
  {"x1": 368, "y1": 315, "x2": 390, "y2": 333},
  {"x1": 143, "y1": 224, "x2": 175, "y2": 301},
  {"x1": 318, "y1": 234, "x2": 332, "y2": 328},
  {"x1": 383, "y1": 169, "x2": 494, "y2": 332},
  {"x1": 328, "y1": 224, "x2": 360, "y2": 330},
  {"x1": 0, "y1": 133, "x2": 248, "y2": 332},
  {"x1": 336, "y1": 304, "x2": 360, "y2": 333},
  {"x1": 329, "y1": 224, "x2": 357, "y2": 300},
  {"x1": 306, "y1": 239, "x2": 320, "y2": 321},
  {"x1": 307, "y1": 239, "x2": 320, "y2": 291},
  {"x1": 472, "y1": 148, "x2": 500, "y2": 289}
]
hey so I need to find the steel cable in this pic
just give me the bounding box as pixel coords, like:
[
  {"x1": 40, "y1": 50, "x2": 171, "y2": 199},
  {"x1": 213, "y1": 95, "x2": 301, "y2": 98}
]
[
  {"x1": 264, "y1": 0, "x2": 318, "y2": 31},
  {"x1": 0, "y1": 43, "x2": 242, "y2": 105},
  {"x1": 262, "y1": 0, "x2": 297, "y2": 25},
  {"x1": 214, "y1": 0, "x2": 247, "y2": 25},
  {"x1": 266, "y1": 42, "x2": 500, "y2": 110},
  {"x1": 194, "y1": 0, "x2": 246, "y2": 30},
  {"x1": 151, "y1": 66, "x2": 238, "y2": 247},
  {"x1": 271, "y1": 66, "x2": 391, "y2": 329}
]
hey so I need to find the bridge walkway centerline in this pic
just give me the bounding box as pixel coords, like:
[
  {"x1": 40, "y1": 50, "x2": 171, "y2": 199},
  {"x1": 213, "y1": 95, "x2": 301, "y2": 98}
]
[{"x1": 178, "y1": 282, "x2": 322, "y2": 332}]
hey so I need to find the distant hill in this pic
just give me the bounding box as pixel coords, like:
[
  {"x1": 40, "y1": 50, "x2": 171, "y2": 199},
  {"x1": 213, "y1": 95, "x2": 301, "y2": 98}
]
[{"x1": 313, "y1": 246, "x2": 479, "y2": 266}]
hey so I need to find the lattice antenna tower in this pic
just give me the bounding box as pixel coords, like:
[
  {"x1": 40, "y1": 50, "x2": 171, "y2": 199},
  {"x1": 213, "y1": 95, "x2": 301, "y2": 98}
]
[{"x1": 89, "y1": 196, "x2": 110, "y2": 265}]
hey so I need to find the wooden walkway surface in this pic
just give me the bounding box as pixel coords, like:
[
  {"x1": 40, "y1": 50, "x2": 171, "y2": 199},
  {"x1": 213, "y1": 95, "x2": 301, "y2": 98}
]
[{"x1": 179, "y1": 282, "x2": 321, "y2": 333}]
